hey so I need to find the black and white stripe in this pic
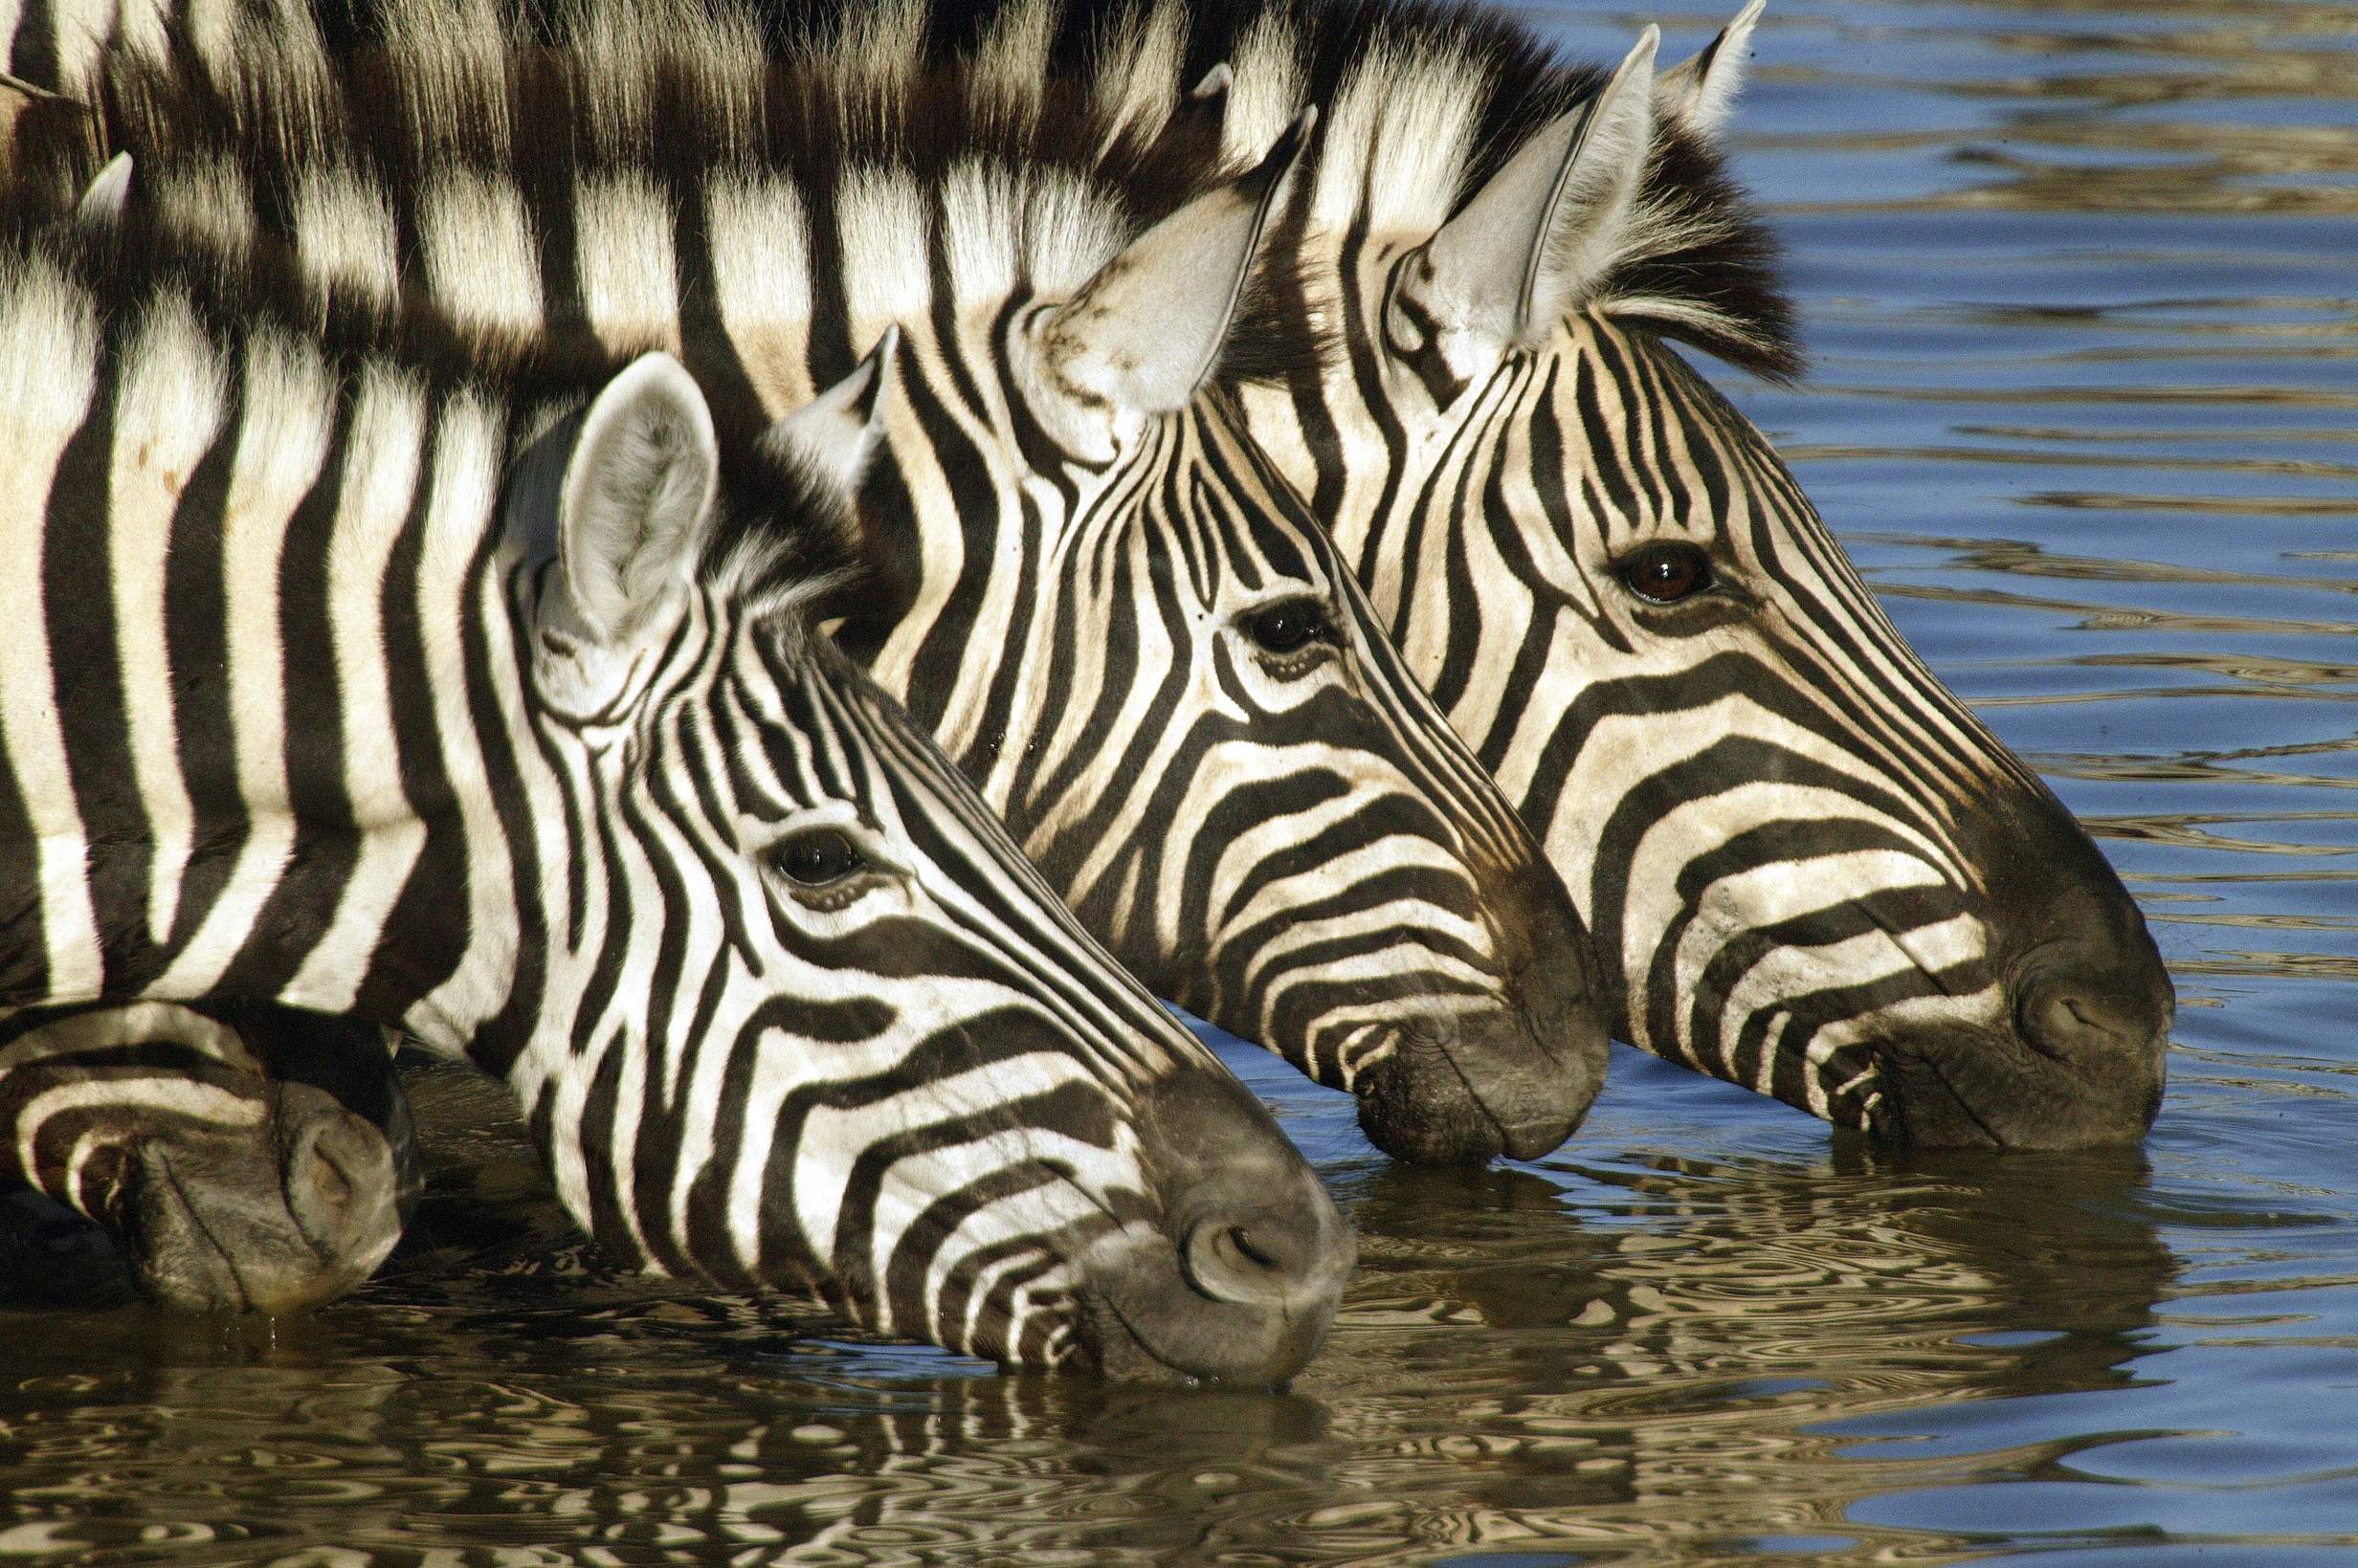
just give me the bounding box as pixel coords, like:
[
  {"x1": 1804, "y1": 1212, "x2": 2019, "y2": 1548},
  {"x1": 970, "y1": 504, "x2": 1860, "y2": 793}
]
[
  {"x1": 486, "y1": 0, "x2": 2174, "y2": 1147},
  {"x1": 1095, "y1": 0, "x2": 2169, "y2": 1144},
  {"x1": 0, "y1": 0, "x2": 1613, "y2": 1162},
  {"x1": 0, "y1": 210, "x2": 1351, "y2": 1377}
]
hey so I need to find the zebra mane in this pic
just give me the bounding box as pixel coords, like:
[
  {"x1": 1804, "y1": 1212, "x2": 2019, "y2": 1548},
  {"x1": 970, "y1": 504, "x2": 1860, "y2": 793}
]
[
  {"x1": 17, "y1": 0, "x2": 1317, "y2": 394},
  {"x1": 4, "y1": 205, "x2": 864, "y2": 639},
  {"x1": 879, "y1": 0, "x2": 1805, "y2": 381}
]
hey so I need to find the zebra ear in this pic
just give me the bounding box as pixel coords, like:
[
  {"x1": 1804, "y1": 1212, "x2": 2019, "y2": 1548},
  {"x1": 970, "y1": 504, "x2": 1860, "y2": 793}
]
[
  {"x1": 1141, "y1": 62, "x2": 1234, "y2": 166},
  {"x1": 1659, "y1": 0, "x2": 1764, "y2": 138},
  {"x1": 1397, "y1": 28, "x2": 1658, "y2": 353},
  {"x1": 765, "y1": 325, "x2": 899, "y2": 503},
  {"x1": 1028, "y1": 108, "x2": 1312, "y2": 436},
  {"x1": 550, "y1": 352, "x2": 718, "y2": 650}
]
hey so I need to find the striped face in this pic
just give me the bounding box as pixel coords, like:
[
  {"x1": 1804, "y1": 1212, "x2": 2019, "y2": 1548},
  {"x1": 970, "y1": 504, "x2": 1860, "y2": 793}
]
[
  {"x1": 519, "y1": 595, "x2": 1350, "y2": 1378},
  {"x1": 0, "y1": 17, "x2": 1613, "y2": 1163},
  {"x1": 1294, "y1": 279, "x2": 2170, "y2": 1145},
  {"x1": 844, "y1": 357, "x2": 1604, "y2": 1161},
  {"x1": 1099, "y1": 3, "x2": 2174, "y2": 1147}
]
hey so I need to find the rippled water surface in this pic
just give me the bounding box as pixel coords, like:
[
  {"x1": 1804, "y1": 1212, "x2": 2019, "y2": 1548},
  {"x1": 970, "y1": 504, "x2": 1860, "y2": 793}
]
[{"x1": 5, "y1": 2, "x2": 2354, "y2": 1562}]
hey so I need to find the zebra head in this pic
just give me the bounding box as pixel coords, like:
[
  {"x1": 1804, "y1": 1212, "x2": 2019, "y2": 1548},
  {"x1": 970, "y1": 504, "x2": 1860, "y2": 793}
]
[
  {"x1": 0, "y1": 184, "x2": 1349, "y2": 1371},
  {"x1": 1233, "y1": 10, "x2": 2170, "y2": 1144},
  {"x1": 495, "y1": 343, "x2": 1355, "y2": 1378},
  {"x1": 823, "y1": 120, "x2": 1607, "y2": 1164}
]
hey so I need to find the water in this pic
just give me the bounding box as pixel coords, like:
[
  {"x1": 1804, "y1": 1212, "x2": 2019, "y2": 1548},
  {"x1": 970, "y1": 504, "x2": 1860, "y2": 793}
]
[{"x1": 3, "y1": 1, "x2": 2353, "y2": 1561}]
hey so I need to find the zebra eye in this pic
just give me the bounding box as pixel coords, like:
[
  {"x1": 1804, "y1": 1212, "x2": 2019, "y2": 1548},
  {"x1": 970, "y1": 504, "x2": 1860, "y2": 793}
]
[
  {"x1": 1245, "y1": 597, "x2": 1328, "y2": 656},
  {"x1": 1618, "y1": 541, "x2": 1715, "y2": 605},
  {"x1": 773, "y1": 828, "x2": 865, "y2": 887}
]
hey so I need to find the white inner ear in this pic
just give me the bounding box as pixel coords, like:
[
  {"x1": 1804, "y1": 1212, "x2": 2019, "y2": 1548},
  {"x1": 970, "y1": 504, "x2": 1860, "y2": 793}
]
[
  {"x1": 1524, "y1": 30, "x2": 1659, "y2": 340},
  {"x1": 1660, "y1": 0, "x2": 1765, "y2": 139},
  {"x1": 1029, "y1": 109, "x2": 1309, "y2": 428},
  {"x1": 555, "y1": 351, "x2": 719, "y2": 648},
  {"x1": 765, "y1": 323, "x2": 899, "y2": 504}
]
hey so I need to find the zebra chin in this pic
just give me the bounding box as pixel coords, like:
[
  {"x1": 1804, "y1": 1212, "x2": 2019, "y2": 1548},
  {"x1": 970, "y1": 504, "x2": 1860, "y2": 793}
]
[
  {"x1": 1349, "y1": 1008, "x2": 1607, "y2": 1165},
  {"x1": 1065, "y1": 1067, "x2": 1356, "y2": 1386}
]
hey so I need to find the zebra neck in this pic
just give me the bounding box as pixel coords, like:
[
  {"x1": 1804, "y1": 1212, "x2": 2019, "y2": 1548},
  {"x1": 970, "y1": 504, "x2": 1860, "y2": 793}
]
[{"x1": 0, "y1": 252, "x2": 550, "y2": 1065}]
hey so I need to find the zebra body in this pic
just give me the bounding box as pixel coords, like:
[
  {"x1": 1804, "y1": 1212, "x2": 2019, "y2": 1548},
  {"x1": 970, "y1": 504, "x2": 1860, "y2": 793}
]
[
  {"x1": 0, "y1": 0, "x2": 1610, "y2": 1162},
  {"x1": 0, "y1": 209, "x2": 1351, "y2": 1377}
]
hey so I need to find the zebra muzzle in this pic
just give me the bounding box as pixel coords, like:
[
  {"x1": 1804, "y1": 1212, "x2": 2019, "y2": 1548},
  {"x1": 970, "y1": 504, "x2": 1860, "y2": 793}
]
[
  {"x1": 1353, "y1": 857, "x2": 1612, "y2": 1164},
  {"x1": 1080, "y1": 1066, "x2": 1354, "y2": 1386},
  {"x1": 126, "y1": 1078, "x2": 413, "y2": 1315}
]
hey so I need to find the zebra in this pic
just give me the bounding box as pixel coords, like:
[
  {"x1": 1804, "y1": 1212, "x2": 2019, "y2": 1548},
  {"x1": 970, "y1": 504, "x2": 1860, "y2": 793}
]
[
  {"x1": 0, "y1": 201, "x2": 1356, "y2": 1380},
  {"x1": 701, "y1": 0, "x2": 2172, "y2": 1147},
  {"x1": 0, "y1": 0, "x2": 1612, "y2": 1163},
  {"x1": 0, "y1": 0, "x2": 2173, "y2": 1148},
  {"x1": 1118, "y1": 0, "x2": 2176, "y2": 1146}
]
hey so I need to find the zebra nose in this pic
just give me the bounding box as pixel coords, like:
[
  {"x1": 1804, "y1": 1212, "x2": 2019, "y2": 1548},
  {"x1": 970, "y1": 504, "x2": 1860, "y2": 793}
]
[
  {"x1": 1984, "y1": 923, "x2": 2171, "y2": 1145},
  {"x1": 1177, "y1": 1181, "x2": 1352, "y2": 1317},
  {"x1": 2015, "y1": 954, "x2": 2173, "y2": 1064},
  {"x1": 2013, "y1": 924, "x2": 2173, "y2": 1067},
  {"x1": 1089, "y1": 1065, "x2": 1353, "y2": 1385},
  {"x1": 1355, "y1": 855, "x2": 1611, "y2": 1164},
  {"x1": 1916, "y1": 788, "x2": 2174, "y2": 1147}
]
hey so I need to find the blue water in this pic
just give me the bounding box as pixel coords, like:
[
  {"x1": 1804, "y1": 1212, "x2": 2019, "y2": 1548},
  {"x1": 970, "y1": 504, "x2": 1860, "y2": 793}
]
[{"x1": 1, "y1": 1, "x2": 2351, "y2": 1562}]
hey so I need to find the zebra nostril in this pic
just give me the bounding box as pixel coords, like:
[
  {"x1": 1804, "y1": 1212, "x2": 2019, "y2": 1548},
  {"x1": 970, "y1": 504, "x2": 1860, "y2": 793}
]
[
  {"x1": 1223, "y1": 1225, "x2": 1279, "y2": 1271},
  {"x1": 2013, "y1": 945, "x2": 2174, "y2": 1066},
  {"x1": 1180, "y1": 1204, "x2": 1334, "y2": 1310}
]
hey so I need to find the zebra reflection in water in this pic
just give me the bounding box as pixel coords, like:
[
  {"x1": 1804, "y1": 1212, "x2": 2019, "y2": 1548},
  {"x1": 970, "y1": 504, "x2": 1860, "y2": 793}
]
[{"x1": 0, "y1": 1061, "x2": 2172, "y2": 1561}]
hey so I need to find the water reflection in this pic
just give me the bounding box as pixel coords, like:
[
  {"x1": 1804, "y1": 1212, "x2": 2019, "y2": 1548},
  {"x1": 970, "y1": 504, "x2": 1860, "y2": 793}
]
[
  {"x1": 1272, "y1": 1144, "x2": 2175, "y2": 1557},
  {"x1": 0, "y1": 1069, "x2": 2188, "y2": 1564}
]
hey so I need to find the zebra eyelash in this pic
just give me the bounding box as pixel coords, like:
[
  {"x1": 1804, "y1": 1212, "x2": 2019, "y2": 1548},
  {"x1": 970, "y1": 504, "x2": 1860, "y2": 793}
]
[{"x1": 759, "y1": 819, "x2": 903, "y2": 912}]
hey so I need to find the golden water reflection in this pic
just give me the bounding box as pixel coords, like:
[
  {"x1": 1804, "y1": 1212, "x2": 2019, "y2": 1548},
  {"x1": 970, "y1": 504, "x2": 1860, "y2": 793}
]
[
  {"x1": 4, "y1": 0, "x2": 2355, "y2": 1560},
  {"x1": 0, "y1": 1074, "x2": 2192, "y2": 1564}
]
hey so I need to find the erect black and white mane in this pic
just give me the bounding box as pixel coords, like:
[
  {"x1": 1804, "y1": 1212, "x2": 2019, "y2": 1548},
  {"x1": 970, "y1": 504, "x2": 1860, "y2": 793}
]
[
  {"x1": 5, "y1": 0, "x2": 1789, "y2": 379},
  {"x1": 3, "y1": 0, "x2": 1325, "y2": 423},
  {"x1": 829, "y1": 0, "x2": 1805, "y2": 380}
]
